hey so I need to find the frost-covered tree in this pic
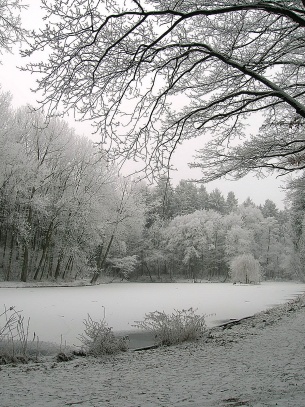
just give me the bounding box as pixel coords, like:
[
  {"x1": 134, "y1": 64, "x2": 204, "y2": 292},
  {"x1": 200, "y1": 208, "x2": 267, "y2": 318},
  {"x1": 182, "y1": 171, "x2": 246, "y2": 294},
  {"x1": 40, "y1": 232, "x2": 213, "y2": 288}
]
[
  {"x1": 224, "y1": 204, "x2": 289, "y2": 279},
  {"x1": 0, "y1": 0, "x2": 27, "y2": 59},
  {"x1": 259, "y1": 215, "x2": 290, "y2": 278},
  {"x1": 23, "y1": 0, "x2": 305, "y2": 180},
  {"x1": 208, "y1": 189, "x2": 226, "y2": 214},
  {"x1": 285, "y1": 173, "x2": 305, "y2": 280},
  {"x1": 90, "y1": 177, "x2": 145, "y2": 284},
  {"x1": 230, "y1": 253, "x2": 261, "y2": 284},
  {"x1": 0, "y1": 94, "x2": 144, "y2": 282},
  {"x1": 225, "y1": 223, "x2": 255, "y2": 259},
  {"x1": 197, "y1": 185, "x2": 210, "y2": 211},
  {"x1": 260, "y1": 199, "x2": 279, "y2": 219},
  {"x1": 140, "y1": 216, "x2": 168, "y2": 281},
  {"x1": 107, "y1": 255, "x2": 138, "y2": 281},
  {"x1": 163, "y1": 210, "x2": 227, "y2": 280},
  {"x1": 225, "y1": 192, "x2": 239, "y2": 214},
  {"x1": 173, "y1": 180, "x2": 199, "y2": 216},
  {"x1": 235, "y1": 203, "x2": 265, "y2": 260},
  {"x1": 163, "y1": 211, "x2": 207, "y2": 280},
  {"x1": 144, "y1": 177, "x2": 175, "y2": 225}
]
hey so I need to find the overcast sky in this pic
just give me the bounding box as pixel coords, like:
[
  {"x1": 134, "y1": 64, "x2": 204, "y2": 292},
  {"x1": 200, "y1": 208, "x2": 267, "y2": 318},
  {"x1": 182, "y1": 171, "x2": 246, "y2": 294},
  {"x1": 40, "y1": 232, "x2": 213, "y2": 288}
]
[{"x1": 0, "y1": 1, "x2": 288, "y2": 209}]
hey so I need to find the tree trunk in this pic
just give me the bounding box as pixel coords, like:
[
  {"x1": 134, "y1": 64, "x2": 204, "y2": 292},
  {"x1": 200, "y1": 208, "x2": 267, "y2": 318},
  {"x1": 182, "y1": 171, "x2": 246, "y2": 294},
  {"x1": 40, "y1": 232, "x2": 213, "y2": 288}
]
[
  {"x1": 34, "y1": 221, "x2": 54, "y2": 280},
  {"x1": 54, "y1": 250, "x2": 64, "y2": 280},
  {"x1": 91, "y1": 235, "x2": 114, "y2": 284},
  {"x1": 266, "y1": 227, "x2": 271, "y2": 278},
  {"x1": 96, "y1": 244, "x2": 104, "y2": 270},
  {"x1": 20, "y1": 245, "x2": 29, "y2": 282},
  {"x1": 33, "y1": 246, "x2": 47, "y2": 280},
  {"x1": 62, "y1": 255, "x2": 73, "y2": 280},
  {"x1": 47, "y1": 248, "x2": 54, "y2": 279},
  {"x1": 1, "y1": 228, "x2": 8, "y2": 269},
  {"x1": 6, "y1": 232, "x2": 15, "y2": 281},
  {"x1": 39, "y1": 252, "x2": 50, "y2": 280},
  {"x1": 143, "y1": 262, "x2": 153, "y2": 282}
]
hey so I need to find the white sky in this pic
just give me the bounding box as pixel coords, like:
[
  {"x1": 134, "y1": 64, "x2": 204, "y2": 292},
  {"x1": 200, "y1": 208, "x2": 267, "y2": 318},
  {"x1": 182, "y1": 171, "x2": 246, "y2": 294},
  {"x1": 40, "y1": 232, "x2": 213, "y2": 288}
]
[{"x1": 0, "y1": 1, "x2": 288, "y2": 209}]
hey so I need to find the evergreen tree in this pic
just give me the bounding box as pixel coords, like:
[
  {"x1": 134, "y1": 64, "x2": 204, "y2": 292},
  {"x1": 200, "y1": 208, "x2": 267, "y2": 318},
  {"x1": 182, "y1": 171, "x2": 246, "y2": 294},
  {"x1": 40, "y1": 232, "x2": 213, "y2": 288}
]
[
  {"x1": 173, "y1": 180, "x2": 199, "y2": 216},
  {"x1": 225, "y1": 191, "x2": 239, "y2": 214},
  {"x1": 208, "y1": 189, "x2": 226, "y2": 214},
  {"x1": 261, "y1": 199, "x2": 279, "y2": 219}
]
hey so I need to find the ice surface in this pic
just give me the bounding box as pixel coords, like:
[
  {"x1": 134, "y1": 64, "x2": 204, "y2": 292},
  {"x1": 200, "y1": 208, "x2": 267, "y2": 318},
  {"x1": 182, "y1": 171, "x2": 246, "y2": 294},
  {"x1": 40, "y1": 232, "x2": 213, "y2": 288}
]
[{"x1": 0, "y1": 281, "x2": 304, "y2": 347}]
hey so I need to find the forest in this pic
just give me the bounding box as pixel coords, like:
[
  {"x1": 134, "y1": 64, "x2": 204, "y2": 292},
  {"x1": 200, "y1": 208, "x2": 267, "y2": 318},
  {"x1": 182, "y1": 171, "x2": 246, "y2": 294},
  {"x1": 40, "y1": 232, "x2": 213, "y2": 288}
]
[{"x1": 1, "y1": 92, "x2": 305, "y2": 284}]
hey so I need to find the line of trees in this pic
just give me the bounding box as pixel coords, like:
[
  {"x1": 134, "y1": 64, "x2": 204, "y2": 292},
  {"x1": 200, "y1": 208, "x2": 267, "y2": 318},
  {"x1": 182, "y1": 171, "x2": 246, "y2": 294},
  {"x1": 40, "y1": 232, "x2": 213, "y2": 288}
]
[
  {"x1": 138, "y1": 181, "x2": 295, "y2": 282},
  {"x1": 0, "y1": 92, "x2": 145, "y2": 282},
  {"x1": 0, "y1": 92, "x2": 304, "y2": 283}
]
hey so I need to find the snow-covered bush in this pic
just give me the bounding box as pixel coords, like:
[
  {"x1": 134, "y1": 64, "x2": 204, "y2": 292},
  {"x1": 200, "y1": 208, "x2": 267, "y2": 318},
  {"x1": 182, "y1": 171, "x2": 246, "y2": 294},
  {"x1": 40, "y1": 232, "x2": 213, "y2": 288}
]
[
  {"x1": 133, "y1": 308, "x2": 206, "y2": 346},
  {"x1": 230, "y1": 253, "x2": 261, "y2": 284},
  {"x1": 79, "y1": 314, "x2": 128, "y2": 356}
]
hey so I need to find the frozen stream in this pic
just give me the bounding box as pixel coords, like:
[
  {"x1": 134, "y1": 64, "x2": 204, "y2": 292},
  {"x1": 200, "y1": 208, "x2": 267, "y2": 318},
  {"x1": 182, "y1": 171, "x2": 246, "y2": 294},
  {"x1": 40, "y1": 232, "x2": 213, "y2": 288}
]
[{"x1": 1, "y1": 282, "x2": 304, "y2": 349}]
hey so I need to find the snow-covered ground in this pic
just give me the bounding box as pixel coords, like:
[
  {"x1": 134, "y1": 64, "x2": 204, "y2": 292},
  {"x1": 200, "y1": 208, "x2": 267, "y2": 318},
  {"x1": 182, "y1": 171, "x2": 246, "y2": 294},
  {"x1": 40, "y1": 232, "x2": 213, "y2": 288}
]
[{"x1": 1, "y1": 293, "x2": 305, "y2": 406}]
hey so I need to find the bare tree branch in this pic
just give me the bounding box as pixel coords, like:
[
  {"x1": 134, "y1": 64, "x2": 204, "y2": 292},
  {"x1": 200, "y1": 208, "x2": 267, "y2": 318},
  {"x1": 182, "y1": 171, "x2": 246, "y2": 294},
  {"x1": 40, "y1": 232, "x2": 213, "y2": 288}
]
[
  {"x1": 22, "y1": 0, "x2": 305, "y2": 181},
  {"x1": 0, "y1": 0, "x2": 27, "y2": 58}
]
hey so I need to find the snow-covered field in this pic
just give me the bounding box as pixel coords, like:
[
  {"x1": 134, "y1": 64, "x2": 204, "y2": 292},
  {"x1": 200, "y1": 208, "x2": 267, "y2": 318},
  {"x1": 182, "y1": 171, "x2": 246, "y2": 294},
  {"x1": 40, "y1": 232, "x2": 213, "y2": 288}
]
[
  {"x1": 0, "y1": 281, "x2": 304, "y2": 349},
  {"x1": 1, "y1": 292, "x2": 305, "y2": 406}
]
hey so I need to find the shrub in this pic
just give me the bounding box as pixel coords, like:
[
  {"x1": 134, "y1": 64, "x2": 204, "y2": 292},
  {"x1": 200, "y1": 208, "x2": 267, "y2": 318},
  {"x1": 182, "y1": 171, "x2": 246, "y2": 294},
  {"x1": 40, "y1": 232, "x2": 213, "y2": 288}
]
[
  {"x1": 56, "y1": 352, "x2": 74, "y2": 362},
  {"x1": 230, "y1": 253, "x2": 261, "y2": 284},
  {"x1": 133, "y1": 308, "x2": 207, "y2": 346},
  {"x1": 79, "y1": 314, "x2": 128, "y2": 356},
  {"x1": 0, "y1": 306, "x2": 34, "y2": 364}
]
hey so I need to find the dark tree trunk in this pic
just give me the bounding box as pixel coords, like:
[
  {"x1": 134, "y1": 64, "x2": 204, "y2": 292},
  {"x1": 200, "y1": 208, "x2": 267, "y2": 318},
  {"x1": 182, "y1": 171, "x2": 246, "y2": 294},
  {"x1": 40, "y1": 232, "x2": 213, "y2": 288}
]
[
  {"x1": 91, "y1": 235, "x2": 114, "y2": 284},
  {"x1": 6, "y1": 232, "x2": 15, "y2": 281},
  {"x1": 143, "y1": 262, "x2": 154, "y2": 282},
  {"x1": 1, "y1": 228, "x2": 8, "y2": 269},
  {"x1": 20, "y1": 245, "x2": 29, "y2": 282},
  {"x1": 54, "y1": 250, "x2": 64, "y2": 280},
  {"x1": 62, "y1": 255, "x2": 73, "y2": 280},
  {"x1": 34, "y1": 221, "x2": 54, "y2": 280}
]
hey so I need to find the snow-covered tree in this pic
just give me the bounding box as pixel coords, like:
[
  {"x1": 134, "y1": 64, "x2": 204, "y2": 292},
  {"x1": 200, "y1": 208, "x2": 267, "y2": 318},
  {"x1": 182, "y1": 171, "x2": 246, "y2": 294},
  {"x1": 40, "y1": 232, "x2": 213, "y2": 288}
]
[
  {"x1": 144, "y1": 177, "x2": 175, "y2": 225},
  {"x1": 0, "y1": 95, "x2": 144, "y2": 282},
  {"x1": 163, "y1": 211, "x2": 207, "y2": 280},
  {"x1": 285, "y1": 174, "x2": 305, "y2": 280},
  {"x1": 23, "y1": 1, "x2": 305, "y2": 180},
  {"x1": 208, "y1": 189, "x2": 226, "y2": 214},
  {"x1": 107, "y1": 255, "x2": 138, "y2": 281},
  {"x1": 230, "y1": 253, "x2": 262, "y2": 284},
  {"x1": 163, "y1": 210, "x2": 227, "y2": 280},
  {"x1": 260, "y1": 199, "x2": 279, "y2": 219},
  {"x1": 225, "y1": 192, "x2": 239, "y2": 214},
  {"x1": 173, "y1": 180, "x2": 199, "y2": 216},
  {"x1": 197, "y1": 185, "x2": 210, "y2": 211},
  {"x1": 0, "y1": 0, "x2": 27, "y2": 59},
  {"x1": 90, "y1": 177, "x2": 145, "y2": 284},
  {"x1": 225, "y1": 205, "x2": 289, "y2": 279},
  {"x1": 225, "y1": 224, "x2": 255, "y2": 259}
]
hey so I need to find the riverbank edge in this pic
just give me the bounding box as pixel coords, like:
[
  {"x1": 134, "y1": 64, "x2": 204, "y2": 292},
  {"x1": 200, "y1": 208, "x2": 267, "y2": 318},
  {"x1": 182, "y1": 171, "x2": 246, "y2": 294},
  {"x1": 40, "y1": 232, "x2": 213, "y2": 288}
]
[
  {"x1": 131, "y1": 291, "x2": 305, "y2": 352},
  {"x1": 0, "y1": 278, "x2": 303, "y2": 289}
]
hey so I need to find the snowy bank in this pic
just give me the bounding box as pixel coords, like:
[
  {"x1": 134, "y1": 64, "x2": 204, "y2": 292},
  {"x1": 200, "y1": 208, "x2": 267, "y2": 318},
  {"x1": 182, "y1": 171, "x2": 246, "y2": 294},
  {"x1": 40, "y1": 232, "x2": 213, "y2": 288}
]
[{"x1": 1, "y1": 294, "x2": 305, "y2": 406}]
